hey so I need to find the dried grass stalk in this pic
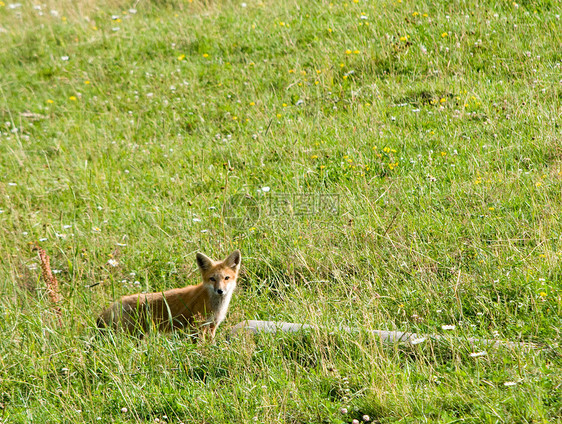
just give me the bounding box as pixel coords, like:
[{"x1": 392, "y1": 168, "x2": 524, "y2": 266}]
[{"x1": 38, "y1": 247, "x2": 63, "y2": 327}]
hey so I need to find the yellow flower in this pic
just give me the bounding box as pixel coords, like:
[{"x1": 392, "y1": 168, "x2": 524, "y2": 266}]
[
  {"x1": 353, "y1": 50, "x2": 360, "y2": 54},
  {"x1": 440, "y1": 151, "x2": 446, "y2": 156},
  {"x1": 279, "y1": 21, "x2": 285, "y2": 26},
  {"x1": 440, "y1": 98, "x2": 446, "y2": 103},
  {"x1": 311, "y1": 155, "x2": 318, "y2": 159},
  {"x1": 46, "y1": 99, "x2": 54, "y2": 104},
  {"x1": 276, "y1": 113, "x2": 282, "y2": 118},
  {"x1": 249, "y1": 102, "x2": 255, "y2": 106},
  {"x1": 536, "y1": 181, "x2": 542, "y2": 187},
  {"x1": 539, "y1": 292, "x2": 547, "y2": 297},
  {"x1": 340, "y1": 63, "x2": 345, "y2": 68},
  {"x1": 69, "y1": 96, "x2": 77, "y2": 101},
  {"x1": 328, "y1": 28, "x2": 332, "y2": 33},
  {"x1": 314, "y1": 81, "x2": 319, "y2": 85},
  {"x1": 320, "y1": 165, "x2": 326, "y2": 169},
  {"x1": 400, "y1": 36, "x2": 407, "y2": 41},
  {"x1": 84, "y1": 80, "x2": 90, "y2": 85},
  {"x1": 441, "y1": 32, "x2": 448, "y2": 38},
  {"x1": 203, "y1": 53, "x2": 209, "y2": 58},
  {"x1": 345, "y1": 49, "x2": 352, "y2": 54},
  {"x1": 282, "y1": 103, "x2": 287, "y2": 107},
  {"x1": 289, "y1": 69, "x2": 295, "y2": 73},
  {"x1": 0, "y1": 1, "x2": 5, "y2": 6},
  {"x1": 232, "y1": 116, "x2": 238, "y2": 120},
  {"x1": 488, "y1": 207, "x2": 495, "y2": 211},
  {"x1": 178, "y1": 54, "x2": 185, "y2": 61},
  {"x1": 412, "y1": 12, "x2": 419, "y2": 16}
]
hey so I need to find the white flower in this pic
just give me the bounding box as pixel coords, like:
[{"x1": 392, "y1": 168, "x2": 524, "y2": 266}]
[
  {"x1": 92, "y1": 227, "x2": 101, "y2": 233},
  {"x1": 340, "y1": 408, "x2": 348, "y2": 414},
  {"x1": 441, "y1": 324, "x2": 456, "y2": 330},
  {"x1": 470, "y1": 351, "x2": 487, "y2": 358},
  {"x1": 107, "y1": 259, "x2": 119, "y2": 267},
  {"x1": 261, "y1": 186, "x2": 270, "y2": 192},
  {"x1": 192, "y1": 218, "x2": 201, "y2": 222},
  {"x1": 116, "y1": 242, "x2": 127, "y2": 247},
  {"x1": 410, "y1": 337, "x2": 426, "y2": 345},
  {"x1": 61, "y1": 56, "x2": 69, "y2": 61},
  {"x1": 121, "y1": 407, "x2": 128, "y2": 413},
  {"x1": 39, "y1": 237, "x2": 48, "y2": 241}
]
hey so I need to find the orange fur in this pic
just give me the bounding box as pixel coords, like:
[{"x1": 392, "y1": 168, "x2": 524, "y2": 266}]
[{"x1": 97, "y1": 250, "x2": 241, "y2": 338}]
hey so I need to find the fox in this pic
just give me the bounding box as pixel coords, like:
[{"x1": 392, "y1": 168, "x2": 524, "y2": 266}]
[{"x1": 97, "y1": 250, "x2": 241, "y2": 339}]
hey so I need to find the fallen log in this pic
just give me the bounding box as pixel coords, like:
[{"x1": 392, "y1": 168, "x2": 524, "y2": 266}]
[{"x1": 230, "y1": 320, "x2": 535, "y2": 350}]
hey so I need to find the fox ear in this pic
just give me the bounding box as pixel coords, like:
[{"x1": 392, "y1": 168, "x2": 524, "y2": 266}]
[
  {"x1": 196, "y1": 252, "x2": 214, "y2": 272},
  {"x1": 224, "y1": 250, "x2": 241, "y2": 270}
]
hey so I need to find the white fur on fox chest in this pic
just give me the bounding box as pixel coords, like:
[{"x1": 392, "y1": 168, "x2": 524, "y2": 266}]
[{"x1": 205, "y1": 284, "x2": 235, "y2": 327}]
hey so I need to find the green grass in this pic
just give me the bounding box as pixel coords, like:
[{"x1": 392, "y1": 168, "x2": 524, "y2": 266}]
[{"x1": 1, "y1": 0, "x2": 561, "y2": 422}]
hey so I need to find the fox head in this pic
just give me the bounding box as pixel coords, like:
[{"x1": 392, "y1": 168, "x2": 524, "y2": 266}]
[{"x1": 196, "y1": 250, "x2": 241, "y2": 297}]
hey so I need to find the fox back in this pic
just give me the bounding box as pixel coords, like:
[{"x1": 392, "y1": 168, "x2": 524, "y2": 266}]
[{"x1": 97, "y1": 250, "x2": 241, "y2": 338}]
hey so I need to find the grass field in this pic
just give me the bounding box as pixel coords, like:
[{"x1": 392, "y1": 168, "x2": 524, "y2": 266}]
[{"x1": 1, "y1": 0, "x2": 561, "y2": 422}]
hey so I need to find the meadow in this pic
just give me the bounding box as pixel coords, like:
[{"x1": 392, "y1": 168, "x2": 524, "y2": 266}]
[{"x1": 0, "y1": 0, "x2": 561, "y2": 422}]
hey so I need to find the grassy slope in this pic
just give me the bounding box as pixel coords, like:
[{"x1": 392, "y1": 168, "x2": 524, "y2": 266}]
[{"x1": 0, "y1": 0, "x2": 561, "y2": 422}]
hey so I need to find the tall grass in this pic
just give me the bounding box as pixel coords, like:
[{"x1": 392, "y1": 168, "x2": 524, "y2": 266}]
[{"x1": 0, "y1": 0, "x2": 561, "y2": 422}]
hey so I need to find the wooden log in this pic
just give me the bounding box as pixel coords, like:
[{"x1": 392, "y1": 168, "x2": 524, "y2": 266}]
[{"x1": 230, "y1": 320, "x2": 535, "y2": 350}]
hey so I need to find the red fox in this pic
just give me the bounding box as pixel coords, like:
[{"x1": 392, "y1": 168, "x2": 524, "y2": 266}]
[{"x1": 97, "y1": 250, "x2": 241, "y2": 338}]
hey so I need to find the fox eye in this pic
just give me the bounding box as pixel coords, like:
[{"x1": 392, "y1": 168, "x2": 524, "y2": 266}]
[
  {"x1": 225, "y1": 276, "x2": 230, "y2": 280},
  {"x1": 209, "y1": 277, "x2": 216, "y2": 282}
]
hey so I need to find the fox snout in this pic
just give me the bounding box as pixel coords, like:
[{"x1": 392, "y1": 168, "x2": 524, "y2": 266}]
[{"x1": 213, "y1": 280, "x2": 231, "y2": 296}]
